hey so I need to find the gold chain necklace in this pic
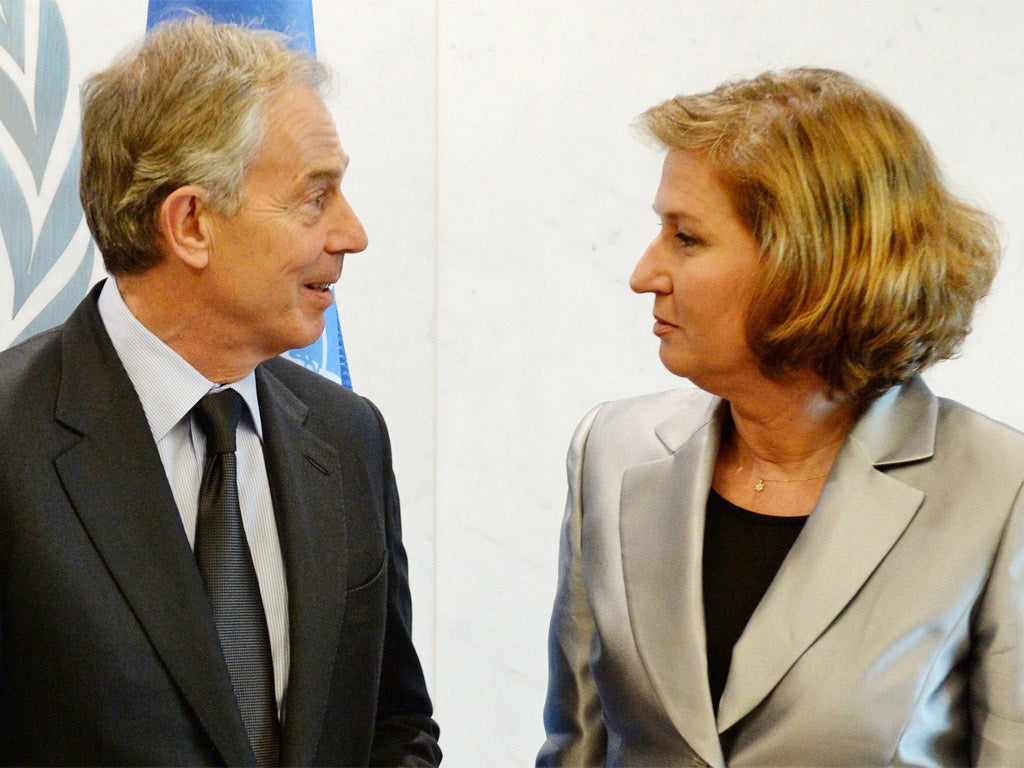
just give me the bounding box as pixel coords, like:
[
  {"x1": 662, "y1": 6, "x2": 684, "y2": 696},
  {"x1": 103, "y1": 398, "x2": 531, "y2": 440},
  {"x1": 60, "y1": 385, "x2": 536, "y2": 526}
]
[
  {"x1": 735, "y1": 436, "x2": 836, "y2": 493},
  {"x1": 750, "y1": 472, "x2": 830, "y2": 493}
]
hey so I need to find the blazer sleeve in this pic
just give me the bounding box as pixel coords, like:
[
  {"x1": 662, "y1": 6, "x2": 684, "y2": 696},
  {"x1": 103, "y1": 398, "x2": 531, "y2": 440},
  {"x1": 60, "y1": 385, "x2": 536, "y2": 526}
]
[
  {"x1": 971, "y1": 478, "x2": 1024, "y2": 765},
  {"x1": 537, "y1": 405, "x2": 608, "y2": 767},
  {"x1": 365, "y1": 401, "x2": 442, "y2": 767}
]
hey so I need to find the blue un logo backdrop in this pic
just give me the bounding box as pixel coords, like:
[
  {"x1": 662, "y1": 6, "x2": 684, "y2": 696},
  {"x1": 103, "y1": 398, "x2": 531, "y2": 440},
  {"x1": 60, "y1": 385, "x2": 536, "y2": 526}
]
[
  {"x1": 0, "y1": 0, "x2": 95, "y2": 348},
  {"x1": 0, "y1": 0, "x2": 353, "y2": 388}
]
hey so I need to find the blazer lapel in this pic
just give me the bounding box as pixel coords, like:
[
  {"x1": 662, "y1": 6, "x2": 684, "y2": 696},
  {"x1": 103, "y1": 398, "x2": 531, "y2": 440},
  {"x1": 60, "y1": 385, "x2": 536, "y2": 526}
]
[
  {"x1": 717, "y1": 379, "x2": 936, "y2": 731},
  {"x1": 256, "y1": 367, "x2": 348, "y2": 766},
  {"x1": 53, "y1": 291, "x2": 254, "y2": 766},
  {"x1": 619, "y1": 399, "x2": 727, "y2": 768}
]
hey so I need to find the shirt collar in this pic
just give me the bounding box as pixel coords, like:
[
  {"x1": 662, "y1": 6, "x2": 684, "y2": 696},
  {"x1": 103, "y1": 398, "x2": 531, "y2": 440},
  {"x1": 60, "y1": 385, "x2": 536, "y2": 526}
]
[{"x1": 97, "y1": 278, "x2": 264, "y2": 441}]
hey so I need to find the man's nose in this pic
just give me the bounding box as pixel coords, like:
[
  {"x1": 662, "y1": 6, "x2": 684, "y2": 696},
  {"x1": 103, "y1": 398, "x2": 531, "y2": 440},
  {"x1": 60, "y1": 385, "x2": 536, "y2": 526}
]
[{"x1": 327, "y1": 194, "x2": 368, "y2": 255}]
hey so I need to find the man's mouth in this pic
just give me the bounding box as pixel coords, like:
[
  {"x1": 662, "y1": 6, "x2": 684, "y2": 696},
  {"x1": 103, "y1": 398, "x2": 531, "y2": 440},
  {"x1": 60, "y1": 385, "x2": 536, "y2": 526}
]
[
  {"x1": 652, "y1": 314, "x2": 677, "y2": 336},
  {"x1": 306, "y1": 282, "x2": 333, "y2": 292}
]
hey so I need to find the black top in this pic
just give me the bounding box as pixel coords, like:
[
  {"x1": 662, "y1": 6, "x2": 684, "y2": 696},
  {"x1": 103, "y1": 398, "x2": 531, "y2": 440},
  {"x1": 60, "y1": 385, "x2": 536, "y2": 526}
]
[{"x1": 702, "y1": 488, "x2": 808, "y2": 714}]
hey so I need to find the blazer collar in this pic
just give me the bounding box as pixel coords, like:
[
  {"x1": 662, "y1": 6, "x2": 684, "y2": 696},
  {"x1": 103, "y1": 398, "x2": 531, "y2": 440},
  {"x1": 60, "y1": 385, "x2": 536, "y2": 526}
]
[
  {"x1": 256, "y1": 365, "x2": 349, "y2": 766},
  {"x1": 53, "y1": 285, "x2": 256, "y2": 766},
  {"x1": 620, "y1": 396, "x2": 725, "y2": 767},
  {"x1": 619, "y1": 378, "x2": 937, "y2": 761},
  {"x1": 653, "y1": 392, "x2": 720, "y2": 454},
  {"x1": 647, "y1": 376, "x2": 937, "y2": 462},
  {"x1": 845, "y1": 375, "x2": 937, "y2": 466},
  {"x1": 53, "y1": 286, "x2": 354, "y2": 765}
]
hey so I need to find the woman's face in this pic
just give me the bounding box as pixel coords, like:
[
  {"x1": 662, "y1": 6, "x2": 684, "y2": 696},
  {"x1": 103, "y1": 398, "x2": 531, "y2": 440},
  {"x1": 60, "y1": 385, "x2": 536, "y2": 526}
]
[{"x1": 630, "y1": 149, "x2": 762, "y2": 392}]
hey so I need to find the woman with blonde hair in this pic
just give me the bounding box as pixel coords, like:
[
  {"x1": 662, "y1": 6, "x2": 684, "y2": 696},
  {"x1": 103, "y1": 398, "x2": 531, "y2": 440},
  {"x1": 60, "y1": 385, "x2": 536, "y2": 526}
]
[{"x1": 538, "y1": 68, "x2": 1024, "y2": 767}]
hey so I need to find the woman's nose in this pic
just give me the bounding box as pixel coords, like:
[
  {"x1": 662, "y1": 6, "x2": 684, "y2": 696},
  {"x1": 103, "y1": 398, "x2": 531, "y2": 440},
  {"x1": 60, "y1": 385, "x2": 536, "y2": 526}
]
[{"x1": 629, "y1": 240, "x2": 664, "y2": 294}]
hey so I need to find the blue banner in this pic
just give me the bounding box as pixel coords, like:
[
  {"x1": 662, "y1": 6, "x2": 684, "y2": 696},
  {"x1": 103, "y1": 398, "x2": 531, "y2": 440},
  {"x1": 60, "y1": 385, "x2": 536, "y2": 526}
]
[
  {"x1": 146, "y1": 0, "x2": 353, "y2": 388},
  {"x1": 146, "y1": 0, "x2": 315, "y2": 53}
]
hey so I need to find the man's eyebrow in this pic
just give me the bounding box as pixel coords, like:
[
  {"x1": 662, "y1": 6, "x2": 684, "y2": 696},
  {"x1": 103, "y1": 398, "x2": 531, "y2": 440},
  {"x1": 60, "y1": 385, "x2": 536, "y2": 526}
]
[
  {"x1": 305, "y1": 169, "x2": 343, "y2": 185},
  {"x1": 303, "y1": 154, "x2": 350, "y2": 186}
]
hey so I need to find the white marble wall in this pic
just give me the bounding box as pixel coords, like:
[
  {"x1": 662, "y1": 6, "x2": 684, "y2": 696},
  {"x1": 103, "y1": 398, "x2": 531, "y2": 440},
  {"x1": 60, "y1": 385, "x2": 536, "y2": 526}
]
[{"x1": 37, "y1": 1, "x2": 1024, "y2": 765}]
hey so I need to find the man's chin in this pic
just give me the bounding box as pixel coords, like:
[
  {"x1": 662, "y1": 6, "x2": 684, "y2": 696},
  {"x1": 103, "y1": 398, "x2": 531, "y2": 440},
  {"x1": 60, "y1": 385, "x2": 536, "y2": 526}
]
[{"x1": 290, "y1": 320, "x2": 328, "y2": 353}]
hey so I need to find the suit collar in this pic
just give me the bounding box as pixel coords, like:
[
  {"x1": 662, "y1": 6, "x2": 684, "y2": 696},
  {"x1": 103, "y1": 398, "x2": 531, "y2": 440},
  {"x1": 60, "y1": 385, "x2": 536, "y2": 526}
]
[
  {"x1": 55, "y1": 282, "x2": 138, "y2": 436},
  {"x1": 54, "y1": 287, "x2": 256, "y2": 765},
  {"x1": 717, "y1": 433, "x2": 925, "y2": 730},
  {"x1": 719, "y1": 378, "x2": 934, "y2": 733},
  {"x1": 256, "y1": 365, "x2": 349, "y2": 766},
  {"x1": 653, "y1": 391, "x2": 719, "y2": 453},
  {"x1": 53, "y1": 289, "x2": 357, "y2": 765},
  {"x1": 846, "y1": 375, "x2": 937, "y2": 466},
  {"x1": 649, "y1": 376, "x2": 938, "y2": 463},
  {"x1": 620, "y1": 400, "x2": 725, "y2": 767},
  {"x1": 619, "y1": 379, "x2": 937, "y2": 761}
]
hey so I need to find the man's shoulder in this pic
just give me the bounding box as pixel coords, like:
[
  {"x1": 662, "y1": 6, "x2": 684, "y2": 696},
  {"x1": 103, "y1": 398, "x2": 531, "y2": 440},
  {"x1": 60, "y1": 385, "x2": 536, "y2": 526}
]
[
  {"x1": 0, "y1": 326, "x2": 70, "y2": 463},
  {"x1": 260, "y1": 355, "x2": 363, "y2": 404},
  {"x1": 258, "y1": 355, "x2": 383, "y2": 432},
  {"x1": 257, "y1": 357, "x2": 395, "y2": 474},
  {"x1": 0, "y1": 325, "x2": 64, "y2": 397},
  {"x1": 1, "y1": 285, "x2": 109, "y2": 396}
]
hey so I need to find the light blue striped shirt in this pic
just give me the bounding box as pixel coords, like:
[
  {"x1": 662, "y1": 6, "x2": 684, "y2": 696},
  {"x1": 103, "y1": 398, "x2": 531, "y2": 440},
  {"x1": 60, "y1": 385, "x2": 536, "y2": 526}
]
[{"x1": 97, "y1": 279, "x2": 289, "y2": 712}]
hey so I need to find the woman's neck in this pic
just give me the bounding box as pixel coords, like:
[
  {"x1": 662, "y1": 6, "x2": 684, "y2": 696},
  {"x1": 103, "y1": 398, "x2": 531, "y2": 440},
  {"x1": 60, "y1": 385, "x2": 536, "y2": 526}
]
[{"x1": 712, "y1": 371, "x2": 860, "y2": 516}]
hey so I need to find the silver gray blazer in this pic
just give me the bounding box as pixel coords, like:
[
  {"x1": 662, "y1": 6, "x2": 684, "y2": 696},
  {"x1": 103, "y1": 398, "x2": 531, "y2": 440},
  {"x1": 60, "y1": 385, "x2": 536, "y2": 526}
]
[{"x1": 538, "y1": 377, "x2": 1024, "y2": 767}]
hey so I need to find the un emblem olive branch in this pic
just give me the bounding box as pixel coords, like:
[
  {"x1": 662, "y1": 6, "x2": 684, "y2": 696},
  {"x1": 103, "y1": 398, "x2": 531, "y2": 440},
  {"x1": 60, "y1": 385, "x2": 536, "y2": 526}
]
[{"x1": 0, "y1": 0, "x2": 94, "y2": 348}]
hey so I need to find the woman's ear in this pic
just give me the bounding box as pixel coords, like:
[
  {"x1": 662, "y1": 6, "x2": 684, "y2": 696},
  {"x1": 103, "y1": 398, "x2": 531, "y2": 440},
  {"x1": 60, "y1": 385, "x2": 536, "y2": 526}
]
[{"x1": 156, "y1": 185, "x2": 213, "y2": 270}]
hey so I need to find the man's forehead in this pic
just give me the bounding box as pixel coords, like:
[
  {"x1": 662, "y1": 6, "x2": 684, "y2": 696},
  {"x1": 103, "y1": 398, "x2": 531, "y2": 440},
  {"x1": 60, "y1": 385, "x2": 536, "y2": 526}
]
[
  {"x1": 299, "y1": 145, "x2": 349, "y2": 180},
  {"x1": 264, "y1": 85, "x2": 337, "y2": 137},
  {"x1": 257, "y1": 86, "x2": 350, "y2": 174}
]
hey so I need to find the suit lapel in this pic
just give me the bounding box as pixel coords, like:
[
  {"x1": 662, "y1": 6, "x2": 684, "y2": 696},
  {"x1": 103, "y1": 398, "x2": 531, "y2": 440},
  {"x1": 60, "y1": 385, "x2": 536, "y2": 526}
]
[
  {"x1": 619, "y1": 400, "x2": 726, "y2": 768},
  {"x1": 53, "y1": 290, "x2": 254, "y2": 766},
  {"x1": 617, "y1": 380, "x2": 938, "y2": 757},
  {"x1": 257, "y1": 367, "x2": 348, "y2": 766},
  {"x1": 717, "y1": 380, "x2": 936, "y2": 731}
]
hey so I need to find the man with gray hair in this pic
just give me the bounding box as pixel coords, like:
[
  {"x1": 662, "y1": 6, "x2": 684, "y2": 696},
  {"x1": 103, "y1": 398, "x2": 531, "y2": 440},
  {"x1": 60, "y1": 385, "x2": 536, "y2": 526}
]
[{"x1": 0, "y1": 17, "x2": 440, "y2": 766}]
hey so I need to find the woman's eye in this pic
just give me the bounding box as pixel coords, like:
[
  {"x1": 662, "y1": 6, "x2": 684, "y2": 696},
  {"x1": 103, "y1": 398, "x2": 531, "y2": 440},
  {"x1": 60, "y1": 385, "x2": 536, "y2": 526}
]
[{"x1": 675, "y1": 232, "x2": 700, "y2": 247}]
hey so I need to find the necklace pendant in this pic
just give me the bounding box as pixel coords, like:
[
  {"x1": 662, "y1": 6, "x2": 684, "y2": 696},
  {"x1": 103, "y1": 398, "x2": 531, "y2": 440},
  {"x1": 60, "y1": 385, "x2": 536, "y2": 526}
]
[{"x1": 754, "y1": 478, "x2": 766, "y2": 492}]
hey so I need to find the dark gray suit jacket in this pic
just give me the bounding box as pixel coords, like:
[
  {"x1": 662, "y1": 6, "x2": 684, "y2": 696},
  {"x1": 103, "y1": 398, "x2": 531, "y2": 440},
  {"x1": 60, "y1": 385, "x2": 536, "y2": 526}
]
[{"x1": 0, "y1": 283, "x2": 440, "y2": 766}]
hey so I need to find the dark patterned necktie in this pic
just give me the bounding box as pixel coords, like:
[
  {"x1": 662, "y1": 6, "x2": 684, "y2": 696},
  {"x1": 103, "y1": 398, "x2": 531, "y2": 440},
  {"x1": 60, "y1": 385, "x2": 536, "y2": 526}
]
[{"x1": 193, "y1": 389, "x2": 281, "y2": 767}]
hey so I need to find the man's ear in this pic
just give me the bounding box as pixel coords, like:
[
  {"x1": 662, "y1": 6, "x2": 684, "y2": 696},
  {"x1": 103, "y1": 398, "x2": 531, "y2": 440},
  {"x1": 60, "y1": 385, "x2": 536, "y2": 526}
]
[{"x1": 156, "y1": 185, "x2": 214, "y2": 270}]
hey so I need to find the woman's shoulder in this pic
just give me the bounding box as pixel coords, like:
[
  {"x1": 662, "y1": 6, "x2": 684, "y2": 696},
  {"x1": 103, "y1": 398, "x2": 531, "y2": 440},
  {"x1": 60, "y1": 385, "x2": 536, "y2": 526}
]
[
  {"x1": 934, "y1": 395, "x2": 1024, "y2": 469},
  {"x1": 571, "y1": 386, "x2": 718, "y2": 455},
  {"x1": 589, "y1": 386, "x2": 714, "y2": 425},
  {"x1": 867, "y1": 377, "x2": 1024, "y2": 486},
  {"x1": 935, "y1": 395, "x2": 1024, "y2": 438}
]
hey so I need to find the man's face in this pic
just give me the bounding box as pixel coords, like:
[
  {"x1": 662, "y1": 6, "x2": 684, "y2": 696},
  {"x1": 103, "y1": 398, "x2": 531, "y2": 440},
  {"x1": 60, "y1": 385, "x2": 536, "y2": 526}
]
[{"x1": 201, "y1": 84, "x2": 367, "y2": 363}]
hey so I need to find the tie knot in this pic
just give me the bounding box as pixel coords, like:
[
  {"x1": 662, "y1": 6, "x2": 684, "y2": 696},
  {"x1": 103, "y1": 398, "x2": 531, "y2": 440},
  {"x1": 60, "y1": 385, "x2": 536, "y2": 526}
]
[{"x1": 194, "y1": 389, "x2": 246, "y2": 454}]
